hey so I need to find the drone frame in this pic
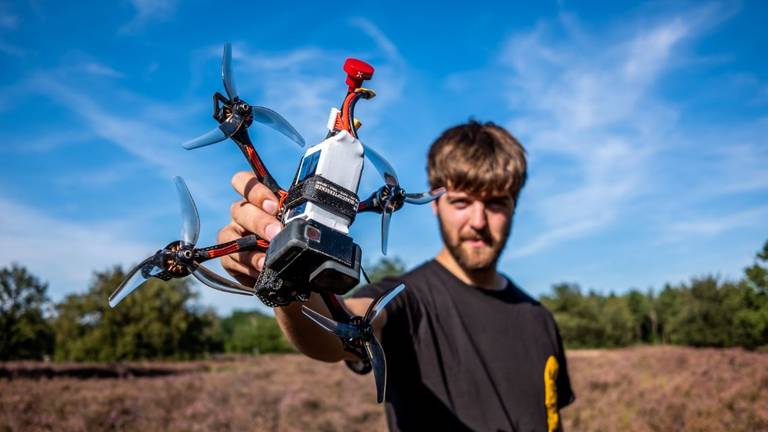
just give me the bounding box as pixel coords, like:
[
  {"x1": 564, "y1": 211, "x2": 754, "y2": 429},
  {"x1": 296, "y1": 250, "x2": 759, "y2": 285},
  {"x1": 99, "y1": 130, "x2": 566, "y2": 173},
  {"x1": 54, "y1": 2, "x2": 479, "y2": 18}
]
[{"x1": 116, "y1": 43, "x2": 446, "y2": 403}]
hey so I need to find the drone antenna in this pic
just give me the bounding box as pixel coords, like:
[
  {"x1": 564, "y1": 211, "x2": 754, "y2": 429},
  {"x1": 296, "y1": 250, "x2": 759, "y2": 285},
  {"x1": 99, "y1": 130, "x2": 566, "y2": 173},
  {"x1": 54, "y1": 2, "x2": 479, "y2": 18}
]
[
  {"x1": 327, "y1": 58, "x2": 375, "y2": 139},
  {"x1": 344, "y1": 58, "x2": 374, "y2": 92}
]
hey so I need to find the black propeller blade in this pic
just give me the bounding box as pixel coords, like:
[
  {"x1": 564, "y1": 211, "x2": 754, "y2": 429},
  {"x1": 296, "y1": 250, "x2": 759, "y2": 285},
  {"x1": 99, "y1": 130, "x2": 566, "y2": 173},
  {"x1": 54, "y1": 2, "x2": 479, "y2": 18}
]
[
  {"x1": 182, "y1": 43, "x2": 306, "y2": 150},
  {"x1": 361, "y1": 145, "x2": 446, "y2": 254},
  {"x1": 301, "y1": 284, "x2": 406, "y2": 403}
]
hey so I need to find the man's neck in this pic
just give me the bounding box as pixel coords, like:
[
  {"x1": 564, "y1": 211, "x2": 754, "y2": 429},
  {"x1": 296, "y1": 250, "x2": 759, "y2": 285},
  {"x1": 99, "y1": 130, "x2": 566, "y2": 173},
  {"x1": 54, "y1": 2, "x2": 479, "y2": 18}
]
[{"x1": 435, "y1": 248, "x2": 506, "y2": 291}]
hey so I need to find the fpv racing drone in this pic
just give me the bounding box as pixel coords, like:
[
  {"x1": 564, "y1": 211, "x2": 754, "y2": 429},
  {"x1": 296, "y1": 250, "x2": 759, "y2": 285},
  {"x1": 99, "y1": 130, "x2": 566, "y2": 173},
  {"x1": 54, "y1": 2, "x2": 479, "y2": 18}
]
[{"x1": 109, "y1": 43, "x2": 444, "y2": 403}]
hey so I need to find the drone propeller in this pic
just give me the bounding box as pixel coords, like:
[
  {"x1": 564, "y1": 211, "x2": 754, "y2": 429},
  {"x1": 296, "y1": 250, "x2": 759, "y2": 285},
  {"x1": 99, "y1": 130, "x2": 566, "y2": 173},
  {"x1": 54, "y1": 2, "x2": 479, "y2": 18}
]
[
  {"x1": 222, "y1": 42, "x2": 238, "y2": 101},
  {"x1": 109, "y1": 177, "x2": 264, "y2": 308},
  {"x1": 301, "y1": 284, "x2": 406, "y2": 403},
  {"x1": 175, "y1": 176, "x2": 200, "y2": 245},
  {"x1": 360, "y1": 145, "x2": 446, "y2": 254},
  {"x1": 182, "y1": 43, "x2": 306, "y2": 150}
]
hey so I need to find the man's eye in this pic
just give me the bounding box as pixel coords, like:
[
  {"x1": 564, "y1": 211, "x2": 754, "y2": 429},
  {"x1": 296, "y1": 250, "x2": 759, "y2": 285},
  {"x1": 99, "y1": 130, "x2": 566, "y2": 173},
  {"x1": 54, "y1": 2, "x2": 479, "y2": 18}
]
[
  {"x1": 450, "y1": 200, "x2": 469, "y2": 208},
  {"x1": 486, "y1": 200, "x2": 511, "y2": 212}
]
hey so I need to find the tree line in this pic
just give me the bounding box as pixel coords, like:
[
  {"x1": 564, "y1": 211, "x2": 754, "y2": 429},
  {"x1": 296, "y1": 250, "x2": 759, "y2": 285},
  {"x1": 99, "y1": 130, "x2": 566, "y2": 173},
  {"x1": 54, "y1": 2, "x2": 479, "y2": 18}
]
[
  {"x1": 541, "y1": 240, "x2": 768, "y2": 349},
  {"x1": 1, "y1": 243, "x2": 766, "y2": 361},
  {"x1": 0, "y1": 265, "x2": 294, "y2": 361}
]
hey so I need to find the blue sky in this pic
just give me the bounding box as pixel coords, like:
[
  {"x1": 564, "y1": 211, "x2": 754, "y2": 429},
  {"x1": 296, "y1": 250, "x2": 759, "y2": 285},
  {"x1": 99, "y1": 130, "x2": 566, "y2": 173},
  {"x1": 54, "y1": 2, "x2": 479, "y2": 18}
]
[{"x1": 0, "y1": 0, "x2": 766, "y2": 314}]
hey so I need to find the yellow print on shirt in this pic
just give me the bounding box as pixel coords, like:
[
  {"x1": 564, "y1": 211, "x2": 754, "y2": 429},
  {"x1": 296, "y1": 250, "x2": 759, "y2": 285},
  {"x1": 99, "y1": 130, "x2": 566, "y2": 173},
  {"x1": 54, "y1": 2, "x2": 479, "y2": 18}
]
[{"x1": 544, "y1": 355, "x2": 560, "y2": 432}]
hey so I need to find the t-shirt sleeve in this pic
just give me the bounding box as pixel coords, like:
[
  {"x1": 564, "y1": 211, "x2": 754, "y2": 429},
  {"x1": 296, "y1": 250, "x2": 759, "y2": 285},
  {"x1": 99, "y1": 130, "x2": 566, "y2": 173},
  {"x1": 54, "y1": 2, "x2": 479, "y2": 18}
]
[
  {"x1": 348, "y1": 277, "x2": 419, "y2": 344},
  {"x1": 554, "y1": 323, "x2": 576, "y2": 408},
  {"x1": 348, "y1": 277, "x2": 404, "y2": 302}
]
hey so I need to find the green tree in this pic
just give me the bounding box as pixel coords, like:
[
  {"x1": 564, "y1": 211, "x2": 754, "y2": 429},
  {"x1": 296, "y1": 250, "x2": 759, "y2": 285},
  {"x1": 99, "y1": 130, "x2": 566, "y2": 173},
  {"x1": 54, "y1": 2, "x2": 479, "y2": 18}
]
[
  {"x1": 542, "y1": 284, "x2": 608, "y2": 348},
  {"x1": 54, "y1": 266, "x2": 221, "y2": 361},
  {"x1": 366, "y1": 257, "x2": 407, "y2": 283},
  {"x1": 666, "y1": 276, "x2": 741, "y2": 347},
  {"x1": 0, "y1": 264, "x2": 54, "y2": 360},
  {"x1": 600, "y1": 294, "x2": 635, "y2": 347},
  {"x1": 744, "y1": 240, "x2": 768, "y2": 294},
  {"x1": 625, "y1": 289, "x2": 658, "y2": 343},
  {"x1": 220, "y1": 310, "x2": 294, "y2": 354},
  {"x1": 732, "y1": 240, "x2": 768, "y2": 348},
  {"x1": 654, "y1": 284, "x2": 681, "y2": 344}
]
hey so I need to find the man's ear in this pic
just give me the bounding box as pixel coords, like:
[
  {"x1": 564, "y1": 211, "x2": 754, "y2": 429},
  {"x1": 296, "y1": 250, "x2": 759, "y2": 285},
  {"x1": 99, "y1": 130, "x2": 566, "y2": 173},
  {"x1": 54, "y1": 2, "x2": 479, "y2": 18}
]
[{"x1": 431, "y1": 198, "x2": 438, "y2": 215}]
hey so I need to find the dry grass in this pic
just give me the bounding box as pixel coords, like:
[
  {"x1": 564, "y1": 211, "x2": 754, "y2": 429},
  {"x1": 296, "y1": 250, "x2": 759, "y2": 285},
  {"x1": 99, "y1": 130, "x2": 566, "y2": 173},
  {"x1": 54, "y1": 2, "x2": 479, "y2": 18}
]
[
  {"x1": 1, "y1": 346, "x2": 766, "y2": 431},
  {"x1": 563, "y1": 346, "x2": 768, "y2": 432}
]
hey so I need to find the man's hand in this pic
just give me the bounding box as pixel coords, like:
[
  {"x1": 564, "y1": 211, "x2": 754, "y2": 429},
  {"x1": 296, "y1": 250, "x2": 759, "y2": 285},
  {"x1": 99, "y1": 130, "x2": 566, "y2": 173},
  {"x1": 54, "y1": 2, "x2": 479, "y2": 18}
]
[
  {"x1": 217, "y1": 171, "x2": 283, "y2": 286},
  {"x1": 217, "y1": 171, "x2": 381, "y2": 363}
]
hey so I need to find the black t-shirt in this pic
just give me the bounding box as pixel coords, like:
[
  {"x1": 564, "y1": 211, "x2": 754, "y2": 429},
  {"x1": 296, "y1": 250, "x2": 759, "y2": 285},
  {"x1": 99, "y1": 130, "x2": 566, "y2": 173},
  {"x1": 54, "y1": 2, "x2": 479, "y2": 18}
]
[{"x1": 351, "y1": 260, "x2": 574, "y2": 432}]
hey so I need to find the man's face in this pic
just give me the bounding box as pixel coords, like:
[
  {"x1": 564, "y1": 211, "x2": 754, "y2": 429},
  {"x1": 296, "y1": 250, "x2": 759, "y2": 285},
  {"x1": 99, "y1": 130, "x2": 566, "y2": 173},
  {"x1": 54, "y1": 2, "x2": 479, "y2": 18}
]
[{"x1": 433, "y1": 190, "x2": 516, "y2": 272}]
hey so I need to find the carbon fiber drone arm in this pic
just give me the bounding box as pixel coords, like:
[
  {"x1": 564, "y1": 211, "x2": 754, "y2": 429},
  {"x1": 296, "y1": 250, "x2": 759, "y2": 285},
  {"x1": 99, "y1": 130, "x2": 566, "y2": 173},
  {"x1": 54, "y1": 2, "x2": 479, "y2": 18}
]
[
  {"x1": 193, "y1": 234, "x2": 270, "y2": 263},
  {"x1": 228, "y1": 128, "x2": 288, "y2": 203}
]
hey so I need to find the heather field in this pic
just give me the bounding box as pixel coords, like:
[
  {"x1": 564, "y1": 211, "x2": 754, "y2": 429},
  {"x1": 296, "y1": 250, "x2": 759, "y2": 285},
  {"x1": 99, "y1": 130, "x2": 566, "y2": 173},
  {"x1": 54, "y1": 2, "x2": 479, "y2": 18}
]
[{"x1": 2, "y1": 346, "x2": 767, "y2": 431}]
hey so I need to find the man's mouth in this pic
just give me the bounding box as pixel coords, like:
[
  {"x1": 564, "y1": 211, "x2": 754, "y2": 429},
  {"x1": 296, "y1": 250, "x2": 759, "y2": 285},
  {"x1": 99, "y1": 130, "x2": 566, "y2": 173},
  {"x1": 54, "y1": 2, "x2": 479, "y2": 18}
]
[{"x1": 462, "y1": 237, "x2": 490, "y2": 247}]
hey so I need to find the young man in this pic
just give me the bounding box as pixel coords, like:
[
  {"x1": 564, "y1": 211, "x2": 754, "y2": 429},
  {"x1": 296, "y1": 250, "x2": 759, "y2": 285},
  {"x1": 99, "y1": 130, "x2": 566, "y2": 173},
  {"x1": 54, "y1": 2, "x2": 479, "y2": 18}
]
[{"x1": 218, "y1": 121, "x2": 575, "y2": 431}]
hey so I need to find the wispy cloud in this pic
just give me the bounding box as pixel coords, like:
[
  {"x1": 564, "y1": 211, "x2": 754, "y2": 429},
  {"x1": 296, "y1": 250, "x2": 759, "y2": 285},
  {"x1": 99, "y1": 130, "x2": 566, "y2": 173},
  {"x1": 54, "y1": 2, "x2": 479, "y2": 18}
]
[
  {"x1": 81, "y1": 62, "x2": 125, "y2": 78},
  {"x1": 24, "y1": 70, "x2": 225, "y2": 209},
  {"x1": 0, "y1": 2, "x2": 18, "y2": 30},
  {"x1": 120, "y1": 0, "x2": 178, "y2": 34},
  {"x1": 349, "y1": 17, "x2": 403, "y2": 63},
  {"x1": 0, "y1": 195, "x2": 152, "y2": 297},
  {"x1": 664, "y1": 205, "x2": 768, "y2": 239},
  {"x1": 213, "y1": 20, "x2": 407, "y2": 145},
  {"x1": 0, "y1": 39, "x2": 25, "y2": 57},
  {"x1": 500, "y1": 5, "x2": 730, "y2": 259},
  {"x1": 0, "y1": 129, "x2": 95, "y2": 153},
  {"x1": 0, "y1": 2, "x2": 24, "y2": 57},
  {"x1": 53, "y1": 161, "x2": 144, "y2": 189}
]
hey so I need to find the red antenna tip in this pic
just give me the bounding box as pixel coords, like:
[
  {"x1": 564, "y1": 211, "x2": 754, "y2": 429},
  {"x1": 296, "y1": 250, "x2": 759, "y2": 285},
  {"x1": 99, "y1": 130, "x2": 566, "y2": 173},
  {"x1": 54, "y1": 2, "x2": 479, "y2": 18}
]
[{"x1": 343, "y1": 58, "x2": 374, "y2": 90}]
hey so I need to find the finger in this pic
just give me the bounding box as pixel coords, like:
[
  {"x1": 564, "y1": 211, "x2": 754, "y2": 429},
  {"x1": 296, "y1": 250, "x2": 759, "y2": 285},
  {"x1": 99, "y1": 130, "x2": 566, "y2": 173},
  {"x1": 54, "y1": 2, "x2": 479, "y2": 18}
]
[
  {"x1": 224, "y1": 252, "x2": 264, "y2": 275},
  {"x1": 217, "y1": 221, "x2": 249, "y2": 245},
  {"x1": 217, "y1": 223, "x2": 266, "y2": 267},
  {"x1": 230, "y1": 250, "x2": 266, "y2": 272},
  {"x1": 217, "y1": 224, "x2": 264, "y2": 277},
  {"x1": 230, "y1": 200, "x2": 283, "y2": 241},
  {"x1": 232, "y1": 171, "x2": 280, "y2": 215}
]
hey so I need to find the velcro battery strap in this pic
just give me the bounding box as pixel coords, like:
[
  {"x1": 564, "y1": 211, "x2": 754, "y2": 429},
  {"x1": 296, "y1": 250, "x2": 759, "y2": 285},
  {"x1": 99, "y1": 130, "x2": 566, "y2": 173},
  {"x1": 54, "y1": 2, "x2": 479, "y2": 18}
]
[{"x1": 284, "y1": 175, "x2": 359, "y2": 222}]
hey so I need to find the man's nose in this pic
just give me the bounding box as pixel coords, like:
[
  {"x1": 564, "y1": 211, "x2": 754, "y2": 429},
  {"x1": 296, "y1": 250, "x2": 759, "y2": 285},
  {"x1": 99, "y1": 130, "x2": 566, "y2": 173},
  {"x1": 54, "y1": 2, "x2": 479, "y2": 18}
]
[{"x1": 468, "y1": 201, "x2": 488, "y2": 229}]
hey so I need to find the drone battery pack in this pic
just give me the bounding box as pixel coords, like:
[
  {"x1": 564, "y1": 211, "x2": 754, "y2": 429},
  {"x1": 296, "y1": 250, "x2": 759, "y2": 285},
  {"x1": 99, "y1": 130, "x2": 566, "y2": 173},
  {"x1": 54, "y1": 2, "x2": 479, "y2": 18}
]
[
  {"x1": 283, "y1": 129, "x2": 364, "y2": 233},
  {"x1": 264, "y1": 218, "x2": 361, "y2": 295}
]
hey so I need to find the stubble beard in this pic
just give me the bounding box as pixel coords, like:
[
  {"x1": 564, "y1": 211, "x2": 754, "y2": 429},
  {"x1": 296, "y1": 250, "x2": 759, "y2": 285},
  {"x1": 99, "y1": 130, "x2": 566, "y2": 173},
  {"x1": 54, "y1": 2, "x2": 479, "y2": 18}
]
[{"x1": 438, "y1": 216, "x2": 512, "y2": 274}]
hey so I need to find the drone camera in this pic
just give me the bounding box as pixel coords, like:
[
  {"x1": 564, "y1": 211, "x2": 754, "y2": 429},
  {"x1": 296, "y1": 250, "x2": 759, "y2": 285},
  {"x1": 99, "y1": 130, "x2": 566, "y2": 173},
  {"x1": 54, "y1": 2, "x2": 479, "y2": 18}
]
[{"x1": 263, "y1": 218, "x2": 361, "y2": 295}]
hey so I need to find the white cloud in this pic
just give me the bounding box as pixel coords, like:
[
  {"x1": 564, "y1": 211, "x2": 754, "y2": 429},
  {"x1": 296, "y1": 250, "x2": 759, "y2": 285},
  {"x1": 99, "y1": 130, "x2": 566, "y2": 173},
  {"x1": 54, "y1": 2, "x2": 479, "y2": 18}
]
[
  {"x1": 53, "y1": 161, "x2": 142, "y2": 188},
  {"x1": 0, "y1": 129, "x2": 95, "y2": 153},
  {"x1": 0, "y1": 3, "x2": 18, "y2": 30},
  {"x1": 214, "y1": 21, "x2": 407, "y2": 146},
  {"x1": 82, "y1": 62, "x2": 125, "y2": 78},
  {"x1": 120, "y1": 0, "x2": 178, "y2": 34},
  {"x1": 498, "y1": 5, "x2": 726, "y2": 259},
  {"x1": 23, "y1": 71, "x2": 228, "y2": 210},
  {"x1": 0, "y1": 39, "x2": 25, "y2": 57},
  {"x1": 349, "y1": 17, "x2": 403, "y2": 63},
  {"x1": 0, "y1": 195, "x2": 152, "y2": 298},
  {"x1": 665, "y1": 205, "x2": 768, "y2": 239}
]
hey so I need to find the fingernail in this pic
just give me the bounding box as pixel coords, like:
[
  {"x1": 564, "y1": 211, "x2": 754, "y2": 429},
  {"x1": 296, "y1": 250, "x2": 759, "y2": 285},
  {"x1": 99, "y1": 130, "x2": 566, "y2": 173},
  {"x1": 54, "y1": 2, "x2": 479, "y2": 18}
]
[
  {"x1": 257, "y1": 256, "x2": 265, "y2": 271},
  {"x1": 263, "y1": 200, "x2": 278, "y2": 215},
  {"x1": 265, "y1": 223, "x2": 282, "y2": 241}
]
